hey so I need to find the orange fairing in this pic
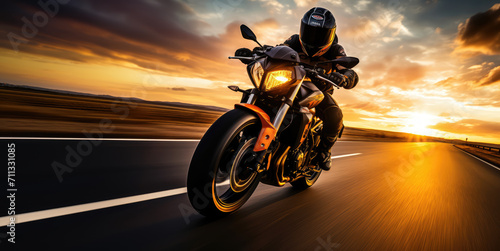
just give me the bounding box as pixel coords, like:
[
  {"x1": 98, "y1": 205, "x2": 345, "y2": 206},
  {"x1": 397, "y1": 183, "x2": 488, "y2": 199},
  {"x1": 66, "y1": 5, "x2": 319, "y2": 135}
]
[
  {"x1": 310, "y1": 107, "x2": 316, "y2": 116},
  {"x1": 235, "y1": 103, "x2": 276, "y2": 152}
]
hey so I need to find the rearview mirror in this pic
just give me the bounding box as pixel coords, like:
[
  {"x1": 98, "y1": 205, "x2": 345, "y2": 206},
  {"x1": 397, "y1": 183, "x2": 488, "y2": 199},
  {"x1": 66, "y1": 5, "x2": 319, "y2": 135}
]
[
  {"x1": 240, "y1": 24, "x2": 263, "y2": 48},
  {"x1": 240, "y1": 24, "x2": 257, "y2": 41}
]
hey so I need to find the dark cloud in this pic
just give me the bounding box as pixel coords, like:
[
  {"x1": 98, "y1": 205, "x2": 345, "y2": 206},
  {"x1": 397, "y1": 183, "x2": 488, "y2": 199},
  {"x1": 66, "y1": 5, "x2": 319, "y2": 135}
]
[
  {"x1": 401, "y1": 0, "x2": 494, "y2": 33},
  {"x1": 455, "y1": 4, "x2": 500, "y2": 55},
  {"x1": 0, "y1": 0, "x2": 256, "y2": 82},
  {"x1": 429, "y1": 119, "x2": 500, "y2": 136}
]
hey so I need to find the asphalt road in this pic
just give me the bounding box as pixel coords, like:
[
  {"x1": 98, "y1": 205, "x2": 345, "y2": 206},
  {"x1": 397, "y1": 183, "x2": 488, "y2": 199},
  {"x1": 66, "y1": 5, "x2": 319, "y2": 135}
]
[{"x1": 1, "y1": 139, "x2": 499, "y2": 250}]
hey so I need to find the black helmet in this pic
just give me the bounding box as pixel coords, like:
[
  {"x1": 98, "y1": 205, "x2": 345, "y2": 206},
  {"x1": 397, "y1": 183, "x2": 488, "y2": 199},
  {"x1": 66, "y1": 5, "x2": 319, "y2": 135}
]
[{"x1": 299, "y1": 7, "x2": 336, "y2": 57}]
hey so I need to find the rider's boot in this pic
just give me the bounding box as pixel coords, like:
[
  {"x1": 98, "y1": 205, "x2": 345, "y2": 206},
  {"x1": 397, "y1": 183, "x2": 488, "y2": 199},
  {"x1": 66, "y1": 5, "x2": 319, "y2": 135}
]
[{"x1": 314, "y1": 136, "x2": 337, "y2": 171}]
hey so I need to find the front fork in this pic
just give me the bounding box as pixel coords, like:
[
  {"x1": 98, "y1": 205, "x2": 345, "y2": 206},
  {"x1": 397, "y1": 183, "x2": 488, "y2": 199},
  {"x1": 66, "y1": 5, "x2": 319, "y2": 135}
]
[{"x1": 236, "y1": 80, "x2": 304, "y2": 172}]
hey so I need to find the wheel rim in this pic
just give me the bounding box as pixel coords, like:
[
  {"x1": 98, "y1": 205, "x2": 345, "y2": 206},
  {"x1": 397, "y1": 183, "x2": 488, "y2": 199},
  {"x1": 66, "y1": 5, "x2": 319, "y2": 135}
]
[
  {"x1": 230, "y1": 138, "x2": 258, "y2": 193},
  {"x1": 212, "y1": 122, "x2": 260, "y2": 212}
]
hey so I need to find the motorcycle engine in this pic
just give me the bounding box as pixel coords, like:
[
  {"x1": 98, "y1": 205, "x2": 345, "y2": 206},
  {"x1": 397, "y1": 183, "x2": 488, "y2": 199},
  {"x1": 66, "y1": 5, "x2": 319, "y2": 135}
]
[{"x1": 291, "y1": 150, "x2": 306, "y2": 171}]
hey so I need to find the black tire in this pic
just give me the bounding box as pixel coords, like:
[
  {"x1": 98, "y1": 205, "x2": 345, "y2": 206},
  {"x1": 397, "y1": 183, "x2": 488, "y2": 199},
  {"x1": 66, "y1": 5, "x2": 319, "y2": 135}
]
[
  {"x1": 290, "y1": 169, "x2": 322, "y2": 189},
  {"x1": 187, "y1": 108, "x2": 261, "y2": 217}
]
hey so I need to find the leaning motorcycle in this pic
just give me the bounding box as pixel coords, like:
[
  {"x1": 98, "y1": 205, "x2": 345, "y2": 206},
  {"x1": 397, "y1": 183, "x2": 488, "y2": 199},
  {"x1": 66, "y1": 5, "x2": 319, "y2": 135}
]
[{"x1": 187, "y1": 25, "x2": 359, "y2": 217}]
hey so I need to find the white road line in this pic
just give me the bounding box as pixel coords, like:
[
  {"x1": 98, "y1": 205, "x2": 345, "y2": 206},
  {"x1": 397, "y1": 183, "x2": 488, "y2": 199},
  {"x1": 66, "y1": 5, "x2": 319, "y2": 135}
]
[
  {"x1": 455, "y1": 146, "x2": 500, "y2": 171},
  {"x1": 0, "y1": 153, "x2": 360, "y2": 226},
  {"x1": 0, "y1": 137, "x2": 200, "y2": 142},
  {"x1": 0, "y1": 187, "x2": 186, "y2": 226},
  {"x1": 331, "y1": 153, "x2": 361, "y2": 159}
]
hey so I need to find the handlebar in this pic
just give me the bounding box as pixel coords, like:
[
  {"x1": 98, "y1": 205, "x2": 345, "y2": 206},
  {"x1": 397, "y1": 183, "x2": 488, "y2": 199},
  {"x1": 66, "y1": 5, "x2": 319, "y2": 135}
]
[
  {"x1": 228, "y1": 55, "x2": 265, "y2": 60},
  {"x1": 304, "y1": 68, "x2": 341, "y2": 89},
  {"x1": 229, "y1": 53, "x2": 341, "y2": 89},
  {"x1": 229, "y1": 45, "x2": 272, "y2": 61},
  {"x1": 228, "y1": 56, "x2": 253, "y2": 60},
  {"x1": 316, "y1": 74, "x2": 341, "y2": 89}
]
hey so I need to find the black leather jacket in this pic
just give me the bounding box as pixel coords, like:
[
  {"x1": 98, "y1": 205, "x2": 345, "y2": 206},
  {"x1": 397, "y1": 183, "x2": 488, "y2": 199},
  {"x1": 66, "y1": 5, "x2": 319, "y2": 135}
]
[{"x1": 283, "y1": 34, "x2": 358, "y2": 93}]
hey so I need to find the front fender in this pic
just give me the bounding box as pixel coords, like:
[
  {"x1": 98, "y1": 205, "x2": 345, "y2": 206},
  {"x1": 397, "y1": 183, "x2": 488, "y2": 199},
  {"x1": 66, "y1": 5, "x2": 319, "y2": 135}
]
[{"x1": 235, "y1": 103, "x2": 276, "y2": 152}]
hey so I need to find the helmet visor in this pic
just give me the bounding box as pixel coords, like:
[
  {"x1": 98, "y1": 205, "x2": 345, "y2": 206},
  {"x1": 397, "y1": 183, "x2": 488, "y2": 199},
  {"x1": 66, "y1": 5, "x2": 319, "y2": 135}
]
[{"x1": 300, "y1": 23, "x2": 336, "y2": 47}]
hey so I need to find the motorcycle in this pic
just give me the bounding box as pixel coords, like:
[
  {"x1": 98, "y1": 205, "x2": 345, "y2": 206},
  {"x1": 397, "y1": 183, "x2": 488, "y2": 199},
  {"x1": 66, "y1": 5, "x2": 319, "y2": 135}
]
[{"x1": 187, "y1": 25, "x2": 359, "y2": 217}]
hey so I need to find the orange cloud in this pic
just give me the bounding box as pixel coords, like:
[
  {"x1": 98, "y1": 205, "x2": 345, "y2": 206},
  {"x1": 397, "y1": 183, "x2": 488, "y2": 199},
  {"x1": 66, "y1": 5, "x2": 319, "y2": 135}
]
[
  {"x1": 368, "y1": 58, "x2": 426, "y2": 87},
  {"x1": 386, "y1": 62, "x2": 426, "y2": 85},
  {"x1": 0, "y1": 0, "x2": 261, "y2": 84},
  {"x1": 476, "y1": 66, "x2": 500, "y2": 86},
  {"x1": 254, "y1": 18, "x2": 280, "y2": 31},
  {"x1": 429, "y1": 119, "x2": 500, "y2": 137}
]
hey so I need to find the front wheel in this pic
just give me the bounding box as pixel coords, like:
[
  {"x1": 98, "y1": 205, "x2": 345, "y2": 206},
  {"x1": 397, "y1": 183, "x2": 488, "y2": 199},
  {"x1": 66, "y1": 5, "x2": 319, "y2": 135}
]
[{"x1": 187, "y1": 109, "x2": 261, "y2": 217}]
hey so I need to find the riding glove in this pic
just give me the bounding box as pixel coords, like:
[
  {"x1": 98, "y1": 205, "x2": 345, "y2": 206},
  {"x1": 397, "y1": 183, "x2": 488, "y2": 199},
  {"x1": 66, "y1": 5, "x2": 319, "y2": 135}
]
[{"x1": 327, "y1": 72, "x2": 347, "y2": 87}]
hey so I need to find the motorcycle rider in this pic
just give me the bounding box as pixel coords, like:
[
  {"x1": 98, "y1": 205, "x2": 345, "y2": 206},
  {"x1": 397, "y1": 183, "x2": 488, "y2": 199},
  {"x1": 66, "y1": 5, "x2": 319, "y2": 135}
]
[{"x1": 235, "y1": 7, "x2": 358, "y2": 171}]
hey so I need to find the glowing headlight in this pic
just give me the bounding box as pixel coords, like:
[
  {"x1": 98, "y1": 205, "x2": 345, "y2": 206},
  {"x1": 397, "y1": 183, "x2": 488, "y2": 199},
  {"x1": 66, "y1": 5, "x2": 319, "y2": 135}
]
[
  {"x1": 250, "y1": 62, "x2": 264, "y2": 88},
  {"x1": 263, "y1": 70, "x2": 293, "y2": 91}
]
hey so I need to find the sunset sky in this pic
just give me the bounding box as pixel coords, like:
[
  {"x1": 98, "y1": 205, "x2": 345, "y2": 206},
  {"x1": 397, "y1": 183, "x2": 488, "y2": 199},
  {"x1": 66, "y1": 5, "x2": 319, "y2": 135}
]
[{"x1": 1, "y1": 0, "x2": 499, "y2": 143}]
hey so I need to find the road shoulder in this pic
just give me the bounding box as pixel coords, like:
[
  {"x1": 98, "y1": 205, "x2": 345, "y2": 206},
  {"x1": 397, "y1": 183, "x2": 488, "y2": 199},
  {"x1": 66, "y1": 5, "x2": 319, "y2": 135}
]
[{"x1": 454, "y1": 145, "x2": 500, "y2": 169}]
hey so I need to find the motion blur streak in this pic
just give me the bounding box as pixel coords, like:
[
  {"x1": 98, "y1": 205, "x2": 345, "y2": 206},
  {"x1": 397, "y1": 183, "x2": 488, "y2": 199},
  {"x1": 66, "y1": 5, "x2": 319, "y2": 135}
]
[{"x1": 0, "y1": 140, "x2": 498, "y2": 249}]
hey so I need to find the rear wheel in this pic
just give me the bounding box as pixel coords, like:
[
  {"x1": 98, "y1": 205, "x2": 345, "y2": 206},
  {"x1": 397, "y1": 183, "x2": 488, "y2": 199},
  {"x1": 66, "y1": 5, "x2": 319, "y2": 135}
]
[{"x1": 187, "y1": 109, "x2": 261, "y2": 217}]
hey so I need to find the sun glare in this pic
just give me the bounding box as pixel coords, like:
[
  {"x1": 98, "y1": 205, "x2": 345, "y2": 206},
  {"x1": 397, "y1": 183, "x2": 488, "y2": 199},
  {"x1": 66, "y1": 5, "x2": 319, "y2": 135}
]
[{"x1": 403, "y1": 113, "x2": 435, "y2": 136}]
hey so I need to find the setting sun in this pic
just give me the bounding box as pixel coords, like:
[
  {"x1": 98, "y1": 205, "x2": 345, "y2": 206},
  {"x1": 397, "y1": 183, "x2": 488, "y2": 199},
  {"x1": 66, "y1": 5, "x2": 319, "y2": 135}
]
[
  {"x1": 0, "y1": 1, "x2": 499, "y2": 144},
  {"x1": 403, "y1": 113, "x2": 436, "y2": 136}
]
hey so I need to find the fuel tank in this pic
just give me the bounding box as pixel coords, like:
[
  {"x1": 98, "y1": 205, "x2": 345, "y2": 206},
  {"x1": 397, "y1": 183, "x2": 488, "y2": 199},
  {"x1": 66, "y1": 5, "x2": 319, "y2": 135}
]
[{"x1": 297, "y1": 81, "x2": 324, "y2": 109}]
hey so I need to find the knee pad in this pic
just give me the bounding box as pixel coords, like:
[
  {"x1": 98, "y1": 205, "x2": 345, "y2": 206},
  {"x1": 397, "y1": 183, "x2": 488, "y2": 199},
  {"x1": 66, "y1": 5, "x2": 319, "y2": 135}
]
[
  {"x1": 321, "y1": 106, "x2": 343, "y2": 135},
  {"x1": 323, "y1": 105, "x2": 343, "y2": 125}
]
